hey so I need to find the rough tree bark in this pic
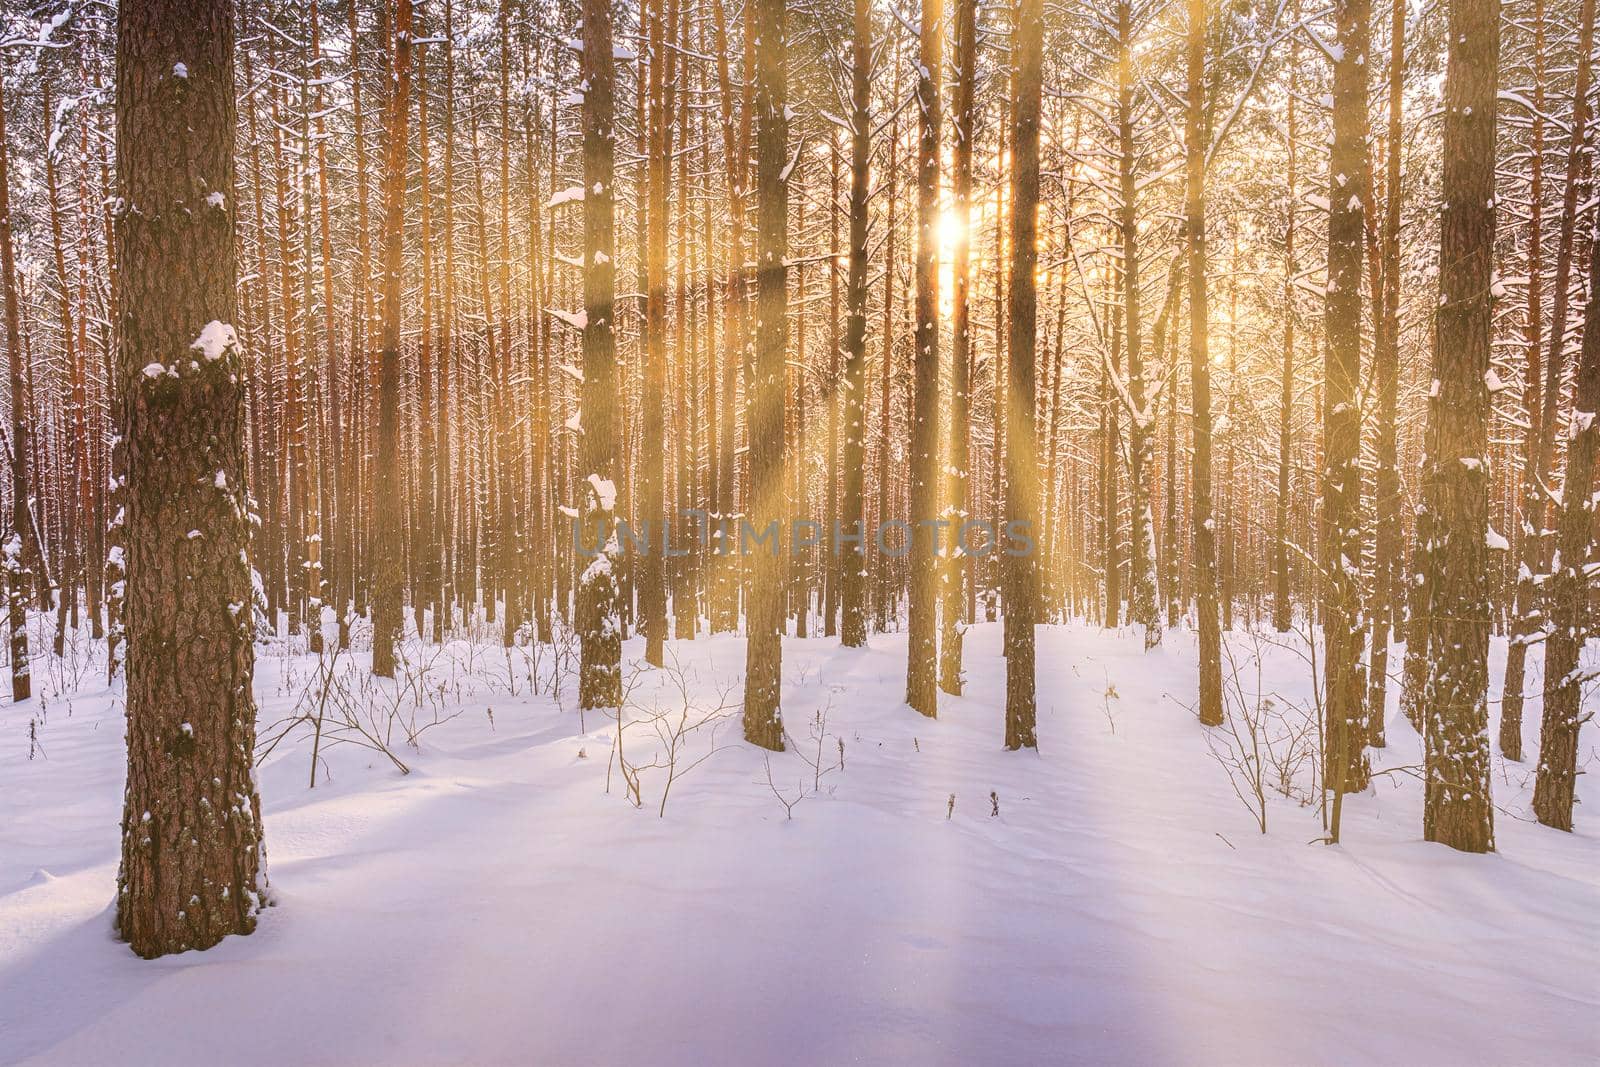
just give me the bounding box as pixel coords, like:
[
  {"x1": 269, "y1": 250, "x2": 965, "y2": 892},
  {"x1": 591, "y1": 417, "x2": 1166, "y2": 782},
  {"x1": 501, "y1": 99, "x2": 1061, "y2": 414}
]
[
  {"x1": 1185, "y1": 0, "x2": 1222, "y2": 726},
  {"x1": 940, "y1": 0, "x2": 977, "y2": 692},
  {"x1": 1324, "y1": 0, "x2": 1373, "y2": 810},
  {"x1": 1532, "y1": 202, "x2": 1600, "y2": 831},
  {"x1": 1366, "y1": 0, "x2": 1405, "y2": 746},
  {"x1": 840, "y1": 0, "x2": 872, "y2": 650},
  {"x1": 308, "y1": 0, "x2": 336, "y2": 654},
  {"x1": 1501, "y1": 0, "x2": 1593, "y2": 759},
  {"x1": 577, "y1": 0, "x2": 623, "y2": 710},
  {"x1": 0, "y1": 53, "x2": 33, "y2": 704},
  {"x1": 826, "y1": 130, "x2": 842, "y2": 638},
  {"x1": 1117, "y1": 0, "x2": 1160, "y2": 650},
  {"x1": 875, "y1": 54, "x2": 901, "y2": 634},
  {"x1": 641, "y1": 0, "x2": 672, "y2": 666},
  {"x1": 114, "y1": 0, "x2": 267, "y2": 958},
  {"x1": 370, "y1": 0, "x2": 414, "y2": 678},
  {"x1": 1274, "y1": 15, "x2": 1298, "y2": 635},
  {"x1": 743, "y1": 0, "x2": 787, "y2": 750},
  {"x1": 494, "y1": 0, "x2": 522, "y2": 650},
  {"x1": 907, "y1": 0, "x2": 943, "y2": 717},
  {"x1": 709, "y1": 0, "x2": 747, "y2": 635},
  {"x1": 1419, "y1": 0, "x2": 1499, "y2": 853},
  {"x1": 1005, "y1": 0, "x2": 1044, "y2": 750}
]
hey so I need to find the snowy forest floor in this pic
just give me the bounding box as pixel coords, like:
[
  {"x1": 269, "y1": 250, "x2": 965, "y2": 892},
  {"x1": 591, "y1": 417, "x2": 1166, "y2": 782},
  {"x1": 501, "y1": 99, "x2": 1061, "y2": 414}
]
[{"x1": 1, "y1": 618, "x2": 1596, "y2": 1065}]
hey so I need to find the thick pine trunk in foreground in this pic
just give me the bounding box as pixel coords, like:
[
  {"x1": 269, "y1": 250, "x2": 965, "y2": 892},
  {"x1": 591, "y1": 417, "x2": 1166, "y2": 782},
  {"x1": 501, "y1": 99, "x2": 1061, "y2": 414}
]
[
  {"x1": 114, "y1": 0, "x2": 266, "y2": 958},
  {"x1": 1420, "y1": 0, "x2": 1498, "y2": 853},
  {"x1": 906, "y1": 0, "x2": 942, "y2": 717},
  {"x1": 1185, "y1": 0, "x2": 1222, "y2": 727},
  {"x1": 1323, "y1": 0, "x2": 1373, "y2": 808},
  {"x1": 577, "y1": 0, "x2": 622, "y2": 710},
  {"x1": 371, "y1": 0, "x2": 414, "y2": 679},
  {"x1": 743, "y1": 0, "x2": 786, "y2": 750},
  {"x1": 1004, "y1": 0, "x2": 1043, "y2": 750}
]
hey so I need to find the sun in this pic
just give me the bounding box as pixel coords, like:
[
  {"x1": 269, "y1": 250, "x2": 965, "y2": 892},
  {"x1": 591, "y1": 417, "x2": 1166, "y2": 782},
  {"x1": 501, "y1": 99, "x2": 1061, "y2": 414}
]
[{"x1": 937, "y1": 208, "x2": 966, "y2": 261}]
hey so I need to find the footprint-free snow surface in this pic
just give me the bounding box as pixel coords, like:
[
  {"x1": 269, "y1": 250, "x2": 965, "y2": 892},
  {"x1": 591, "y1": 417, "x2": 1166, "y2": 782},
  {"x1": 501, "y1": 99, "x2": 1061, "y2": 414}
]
[{"x1": 2, "y1": 622, "x2": 1595, "y2": 1065}]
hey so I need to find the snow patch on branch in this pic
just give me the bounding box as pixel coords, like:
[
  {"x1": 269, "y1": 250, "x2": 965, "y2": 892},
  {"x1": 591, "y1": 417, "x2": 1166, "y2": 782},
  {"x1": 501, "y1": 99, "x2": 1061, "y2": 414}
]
[{"x1": 547, "y1": 308, "x2": 588, "y2": 330}]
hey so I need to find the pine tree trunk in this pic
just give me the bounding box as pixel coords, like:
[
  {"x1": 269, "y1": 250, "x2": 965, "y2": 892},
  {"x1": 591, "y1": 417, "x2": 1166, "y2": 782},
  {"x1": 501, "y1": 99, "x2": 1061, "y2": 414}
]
[
  {"x1": 940, "y1": 0, "x2": 976, "y2": 692},
  {"x1": 414, "y1": 39, "x2": 438, "y2": 647},
  {"x1": 1324, "y1": 0, "x2": 1373, "y2": 810},
  {"x1": 1004, "y1": 0, "x2": 1044, "y2": 750},
  {"x1": 641, "y1": 0, "x2": 671, "y2": 666},
  {"x1": 876, "y1": 54, "x2": 901, "y2": 635},
  {"x1": 266, "y1": 38, "x2": 296, "y2": 631},
  {"x1": 710, "y1": 0, "x2": 747, "y2": 635},
  {"x1": 906, "y1": 0, "x2": 943, "y2": 717},
  {"x1": 1185, "y1": 0, "x2": 1223, "y2": 726},
  {"x1": 1533, "y1": 205, "x2": 1600, "y2": 831},
  {"x1": 495, "y1": 0, "x2": 521, "y2": 650},
  {"x1": 0, "y1": 55, "x2": 33, "y2": 703},
  {"x1": 1043, "y1": 176, "x2": 1073, "y2": 623},
  {"x1": 1274, "y1": 30, "x2": 1297, "y2": 636},
  {"x1": 577, "y1": 0, "x2": 623, "y2": 710},
  {"x1": 307, "y1": 0, "x2": 337, "y2": 654},
  {"x1": 114, "y1": 0, "x2": 266, "y2": 957},
  {"x1": 673, "y1": 5, "x2": 698, "y2": 644},
  {"x1": 1102, "y1": 288, "x2": 1122, "y2": 629},
  {"x1": 343, "y1": 0, "x2": 375, "y2": 651},
  {"x1": 438, "y1": 0, "x2": 459, "y2": 641},
  {"x1": 990, "y1": 127, "x2": 1007, "y2": 626},
  {"x1": 1164, "y1": 261, "x2": 1184, "y2": 630},
  {"x1": 371, "y1": 0, "x2": 414, "y2": 678},
  {"x1": 1502, "y1": 0, "x2": 1592, "y2": 759},
  {"x1": 826, "y1": 130, "x2": 842, "y2": 639},
  {"x1": 44, "y1": 76, "x2": 95, "y2": 648},
  {"x1": 840, "y1": 0, "x2": 872, "y2": 650},
  {"x1": 1117, "y1": 0, "x2": 1160, "y2": 649},
  {"x1": 1149, "y1": 251, "x2": 1185, "y2": 630},
  {"x1": 1366, "y1": 0, "x2": 1404, "y2": 744},
  {"x1": 743, "y1": 0, "x2": 787, "y2": 750},
  {"x1": 1420, "y1": 0, "x2": 1499, "y2": 853},
  {"x1": 790, "y1": 201, "x2": 809, "y2": 639}
]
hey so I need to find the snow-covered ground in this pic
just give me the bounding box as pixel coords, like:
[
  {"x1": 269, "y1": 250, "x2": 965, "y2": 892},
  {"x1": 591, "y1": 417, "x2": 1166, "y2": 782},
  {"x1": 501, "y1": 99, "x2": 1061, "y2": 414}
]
[{"x1": 1, "y1": 620, "x2": 1596, "y2": 1065}]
